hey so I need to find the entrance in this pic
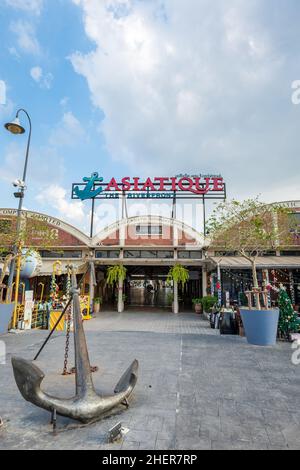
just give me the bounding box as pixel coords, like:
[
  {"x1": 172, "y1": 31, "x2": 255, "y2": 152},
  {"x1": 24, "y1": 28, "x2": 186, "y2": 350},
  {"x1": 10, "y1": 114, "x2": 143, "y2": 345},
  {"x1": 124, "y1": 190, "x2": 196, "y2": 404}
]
[
  {"x1": 125, "y1": 266, "x2": 202, "y2": 309},
  {"x1": 125, "y1": 266, "x2": 171, "y2": 308}
]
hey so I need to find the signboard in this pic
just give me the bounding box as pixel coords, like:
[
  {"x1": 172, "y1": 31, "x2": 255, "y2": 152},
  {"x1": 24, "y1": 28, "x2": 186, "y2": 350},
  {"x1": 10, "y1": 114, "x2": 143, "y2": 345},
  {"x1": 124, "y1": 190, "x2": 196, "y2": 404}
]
[
  {"x1": 72, "y1": 173, "x2": 226, "y2": 201},
  {"x1": 23, "y1": 291, "x2": 34, "y2": 330}
]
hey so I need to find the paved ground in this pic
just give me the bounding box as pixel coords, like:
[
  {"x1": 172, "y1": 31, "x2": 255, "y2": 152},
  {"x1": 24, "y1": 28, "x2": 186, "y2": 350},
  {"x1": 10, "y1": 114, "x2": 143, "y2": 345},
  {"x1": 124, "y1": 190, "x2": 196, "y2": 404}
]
[{"x1": 0, "y1": 310, "x2": 299, "y2": 450}]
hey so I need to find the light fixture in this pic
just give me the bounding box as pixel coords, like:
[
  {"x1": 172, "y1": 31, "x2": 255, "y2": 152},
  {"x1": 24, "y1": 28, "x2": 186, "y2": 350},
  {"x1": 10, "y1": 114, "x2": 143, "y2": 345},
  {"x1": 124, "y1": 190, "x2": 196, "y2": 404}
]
[{"x1": 4, "y1": 117, "x2": 25, "y2": 135}]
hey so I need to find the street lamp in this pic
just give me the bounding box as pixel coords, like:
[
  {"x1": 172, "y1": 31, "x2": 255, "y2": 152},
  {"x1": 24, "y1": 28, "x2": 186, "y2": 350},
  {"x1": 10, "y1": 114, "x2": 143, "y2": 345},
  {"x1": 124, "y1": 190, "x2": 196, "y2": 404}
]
[{"x1": 4, "y1": 109, "x2": 32, "y2": 304}]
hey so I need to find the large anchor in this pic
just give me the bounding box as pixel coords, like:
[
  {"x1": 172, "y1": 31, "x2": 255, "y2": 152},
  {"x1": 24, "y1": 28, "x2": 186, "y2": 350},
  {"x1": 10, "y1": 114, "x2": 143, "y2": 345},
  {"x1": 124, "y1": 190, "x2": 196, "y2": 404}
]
[{"x1": 11, "y1": 267, "x2": 138, "y2": 424}]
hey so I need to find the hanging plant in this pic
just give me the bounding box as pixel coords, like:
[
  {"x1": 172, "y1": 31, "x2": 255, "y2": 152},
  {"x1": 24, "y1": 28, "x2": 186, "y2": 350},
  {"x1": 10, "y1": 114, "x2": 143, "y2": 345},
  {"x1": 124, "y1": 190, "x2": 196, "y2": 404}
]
[
  {"x1": 106, "y1": 265, "x2": 127, "y2": 286},
  {"x1": 167, "y1": 265, "x2": 189, "y2": 287}
]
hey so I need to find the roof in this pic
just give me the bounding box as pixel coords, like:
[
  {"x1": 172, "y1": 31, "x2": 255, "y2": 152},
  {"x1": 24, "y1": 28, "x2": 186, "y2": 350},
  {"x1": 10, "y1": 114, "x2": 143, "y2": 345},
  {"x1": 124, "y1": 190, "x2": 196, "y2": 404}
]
[
  {"x1": 36, "y1": 260, "x2": 88, "y2": 276},
  {"x1": 209, "y1": 256, "x2": 300, "y2": 269}
]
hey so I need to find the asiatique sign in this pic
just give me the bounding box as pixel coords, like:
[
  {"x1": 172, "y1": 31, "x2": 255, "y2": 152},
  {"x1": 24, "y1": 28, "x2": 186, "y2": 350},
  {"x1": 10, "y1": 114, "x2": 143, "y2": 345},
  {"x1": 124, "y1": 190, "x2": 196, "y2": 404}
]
[{"x1": 71, "y1": 173, "x2": 226, "y2": 201}]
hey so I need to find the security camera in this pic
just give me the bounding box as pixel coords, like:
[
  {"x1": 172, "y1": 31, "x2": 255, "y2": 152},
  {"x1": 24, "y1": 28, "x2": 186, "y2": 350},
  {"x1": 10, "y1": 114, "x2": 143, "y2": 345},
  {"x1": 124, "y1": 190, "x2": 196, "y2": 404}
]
[{"x1": 12, "y1": 179, "x2": 26, "y2": 189}]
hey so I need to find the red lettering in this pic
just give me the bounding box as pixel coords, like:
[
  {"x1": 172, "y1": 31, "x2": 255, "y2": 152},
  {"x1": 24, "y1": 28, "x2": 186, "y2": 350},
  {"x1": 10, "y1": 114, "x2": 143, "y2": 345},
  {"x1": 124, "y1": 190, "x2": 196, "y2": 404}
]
[
  {"x1": 170, "y1": 177, "x2": 177, "y2": 191},
  {"x1": 133, "y1": 177, "x2": 140, "y2": 191},
  {"x1": 154, "y1": 177, "x2": 169, "y2": 191},
  {"x1": 142, "y1": 178, "x2": 156, "y2": 192},
  {"x1": 194, "y1": 177, "x2": 210, "y2": 194},
  {"x1": 105, "y1": 178, "x2": 121, "y2": 191},
  {"x1": 121, "y1": 177, "x2": 131, "y2": 191},
  {"x1": 178, "y1": 177, "x2": 194, "y2": 191},
  {"x1": 212, "y1": 178, "x2": 224, "y2": 191}
]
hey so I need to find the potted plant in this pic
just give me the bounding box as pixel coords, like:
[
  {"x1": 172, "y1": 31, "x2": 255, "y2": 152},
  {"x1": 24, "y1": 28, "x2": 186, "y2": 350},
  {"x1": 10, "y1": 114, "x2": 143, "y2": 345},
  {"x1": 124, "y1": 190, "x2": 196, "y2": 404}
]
[
  {"x1": 192, "y1": 298, "x2": 202, "y2": 314},
  {"x1": 106, "y1": 265, "x2": 127, "y2": 313},
  {"x1": 167, "y1": 265, "x2": 189, "y2": 314},
  {"x1": 93, "y1": 297, "x2": 102, "y2": 314},
  {"x1": 207, "y1": 198, "x2": 295, "y2": 346},
  {"x1": 200, "y1": 296, "x2": 218, "y2": 315}
]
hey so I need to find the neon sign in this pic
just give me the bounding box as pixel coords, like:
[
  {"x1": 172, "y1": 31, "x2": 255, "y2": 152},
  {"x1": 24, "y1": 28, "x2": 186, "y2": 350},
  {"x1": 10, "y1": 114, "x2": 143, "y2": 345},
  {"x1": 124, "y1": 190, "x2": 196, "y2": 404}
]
[{"x1": 72, "y1": 173, "x2": 226, "y2": 201}]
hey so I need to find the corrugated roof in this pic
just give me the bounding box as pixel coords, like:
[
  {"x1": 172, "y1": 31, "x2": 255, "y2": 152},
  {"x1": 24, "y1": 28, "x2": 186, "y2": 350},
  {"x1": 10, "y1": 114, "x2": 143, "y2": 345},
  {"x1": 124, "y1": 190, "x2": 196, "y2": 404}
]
[{"x1": 209, "y1": 256, "x2": 300, "y2": 269}]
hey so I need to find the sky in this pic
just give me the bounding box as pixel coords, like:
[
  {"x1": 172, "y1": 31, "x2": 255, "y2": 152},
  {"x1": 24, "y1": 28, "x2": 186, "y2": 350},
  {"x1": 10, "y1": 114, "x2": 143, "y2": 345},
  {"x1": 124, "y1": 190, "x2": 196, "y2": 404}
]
[{"x1": 0, "y1": 0, "x2": 300, "y2": 235}]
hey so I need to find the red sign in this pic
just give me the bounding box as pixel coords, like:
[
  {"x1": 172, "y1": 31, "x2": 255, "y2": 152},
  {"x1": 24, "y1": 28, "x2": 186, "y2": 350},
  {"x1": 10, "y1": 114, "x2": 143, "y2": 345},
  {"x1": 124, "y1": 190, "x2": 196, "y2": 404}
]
[{"x1": 103, "y1": 176, "x2": 224, "y2": 195}]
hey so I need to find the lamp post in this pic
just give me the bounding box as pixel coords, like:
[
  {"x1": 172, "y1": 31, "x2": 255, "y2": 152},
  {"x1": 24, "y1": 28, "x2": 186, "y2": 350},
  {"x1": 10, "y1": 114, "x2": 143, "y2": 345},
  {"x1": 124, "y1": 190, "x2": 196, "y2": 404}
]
[{"x1": 4, "y1": 109, "x2": 32, "y2": 302}]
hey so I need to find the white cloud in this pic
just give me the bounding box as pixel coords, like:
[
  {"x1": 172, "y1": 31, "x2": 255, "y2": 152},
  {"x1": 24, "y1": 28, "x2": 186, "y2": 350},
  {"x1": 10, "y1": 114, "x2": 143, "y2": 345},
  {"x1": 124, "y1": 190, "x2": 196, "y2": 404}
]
[
  {"x1": 30, "y1": 65, "x2": 42, "y2": 82},
  {"x1": 5, "y1": 0, "x2": 43, "y2": 15},
  {"x1": 10, "y1": 20, "x2": 40, "y2": 55},
  {"x1": 36, "y1": 184, "x2": 86, "y2": 225},
  {"x1": 49, "y1": 111, "x2": 86, "y2": 147},
  {"x1": 30, "y1": 66, "x2": 53, "y2": 89},
  {"x1": 70, "y1": 0, "x2": 300, "y2": 203}
]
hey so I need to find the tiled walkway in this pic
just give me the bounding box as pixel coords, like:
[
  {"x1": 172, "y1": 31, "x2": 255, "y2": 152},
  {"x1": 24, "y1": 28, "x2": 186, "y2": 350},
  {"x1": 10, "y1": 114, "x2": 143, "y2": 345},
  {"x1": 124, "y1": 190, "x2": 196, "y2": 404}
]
[{"x1": 0, "y1": 311, "x2": 299, "y2": 450}]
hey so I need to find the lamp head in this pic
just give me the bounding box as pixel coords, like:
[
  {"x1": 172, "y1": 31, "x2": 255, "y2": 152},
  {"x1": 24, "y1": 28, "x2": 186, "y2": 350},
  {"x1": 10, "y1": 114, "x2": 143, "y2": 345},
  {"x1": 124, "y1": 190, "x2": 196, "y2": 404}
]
[{"x1": 4, "y1": 117, "x2": 25, "y2": 135}]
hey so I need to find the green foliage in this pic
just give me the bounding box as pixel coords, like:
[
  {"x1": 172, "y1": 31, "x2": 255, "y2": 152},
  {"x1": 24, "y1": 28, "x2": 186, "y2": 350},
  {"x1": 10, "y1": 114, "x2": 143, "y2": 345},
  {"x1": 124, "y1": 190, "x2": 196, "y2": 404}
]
[
  {"x1": 200, "y1": 296, "x2": 218, "y2": 312},
  {"x1": 94, "y1": 297, "x2": 103, "y2": 305},
  {"x1": 192, "y1": 298, "x2": 202, "y2": 305},
  {"x1": 167, "y1": 265, "x2": 189, "y2": 286},
  {"x1": 207, "y1": 198, "x2": 293, "y2": 257},
  {"x1": 106, "y1": 265, "x2": 127, "y2": 286},
  {"x1": 278, "y1": 287, "x2": 299, "y2": 337},
  {"x1": 167, "y1": 293, "x2": 174, "y2": 305},
  {"x1": 207, "y1": 197, "x2": 295, "y2": 290}
]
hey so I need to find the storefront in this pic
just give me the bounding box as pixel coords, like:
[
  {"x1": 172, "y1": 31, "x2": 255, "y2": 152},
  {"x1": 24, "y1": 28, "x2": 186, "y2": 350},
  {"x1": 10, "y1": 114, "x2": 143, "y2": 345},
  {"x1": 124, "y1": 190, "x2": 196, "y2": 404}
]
[{"x1": 1, "y1": 201, "x2": 300, "y2": 312}]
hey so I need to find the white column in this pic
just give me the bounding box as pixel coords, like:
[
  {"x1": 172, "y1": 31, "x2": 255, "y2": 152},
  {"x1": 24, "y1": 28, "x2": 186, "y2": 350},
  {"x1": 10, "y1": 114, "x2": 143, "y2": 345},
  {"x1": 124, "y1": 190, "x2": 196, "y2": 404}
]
[
  {"x1": 117, "y1": 278, "x2": 124, "y2": 313},
  {"x1": 173, "y1": 280, "x2": 179, "y2": 314},
  {"x1": 89, "y1": 281, "x2": 95, "y2": 314},
  {"x1": 202, "y1": 269, "x2": 208, "y2": 297}
]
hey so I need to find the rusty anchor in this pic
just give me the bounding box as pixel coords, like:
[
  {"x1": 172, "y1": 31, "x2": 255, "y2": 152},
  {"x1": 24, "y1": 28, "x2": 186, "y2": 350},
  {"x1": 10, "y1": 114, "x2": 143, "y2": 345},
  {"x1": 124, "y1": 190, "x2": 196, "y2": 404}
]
[{"x1": 11, "y1": 268, "x2": 138, "y2": 424}]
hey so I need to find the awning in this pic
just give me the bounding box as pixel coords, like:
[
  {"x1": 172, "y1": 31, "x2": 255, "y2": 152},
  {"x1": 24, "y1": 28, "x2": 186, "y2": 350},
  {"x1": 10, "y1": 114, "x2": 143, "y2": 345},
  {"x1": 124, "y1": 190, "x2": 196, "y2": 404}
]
[
  {"x1": 37, "y1": 260, "x2": 88, "y2": 276},
  {"x1": 209, "y1": 256, "x2": 300, "y2": 269}
]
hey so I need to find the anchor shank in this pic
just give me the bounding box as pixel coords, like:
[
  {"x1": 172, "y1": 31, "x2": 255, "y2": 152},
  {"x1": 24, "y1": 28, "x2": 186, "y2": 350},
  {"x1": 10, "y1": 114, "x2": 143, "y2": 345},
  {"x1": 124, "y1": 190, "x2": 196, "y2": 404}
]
[{"x1": 71, "y1": 271, "x2": 95, "y2": 397}]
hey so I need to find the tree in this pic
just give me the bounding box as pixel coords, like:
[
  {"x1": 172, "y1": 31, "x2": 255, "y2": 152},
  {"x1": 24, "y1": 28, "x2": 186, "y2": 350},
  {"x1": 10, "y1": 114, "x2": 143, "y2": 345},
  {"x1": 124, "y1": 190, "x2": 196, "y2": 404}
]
[
  {"x1": 207, "y1": 198, "x2": 296, "y2": 291},
  {"x1": 278, "y1": 287, "x2": 299, "y2": 338},
  {"x1": 0, "y1": 213, "x2": 62, "y2": 301}
]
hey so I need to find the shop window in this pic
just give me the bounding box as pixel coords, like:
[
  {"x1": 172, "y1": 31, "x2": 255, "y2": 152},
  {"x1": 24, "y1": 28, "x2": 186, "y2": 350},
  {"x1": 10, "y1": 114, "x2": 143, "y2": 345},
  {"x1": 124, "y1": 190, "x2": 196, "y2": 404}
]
[
  {"x1": 39, "y1": 250, "x2": 82, "y2": 258},
  {"x1": 214, "y1": 251, "x2": 238, "y2": 257},
  {"x1": 95, "y1": 250, "x2": 120, "y2": 259},
  {"x1": 136, "y1": 225, "x2": 162, "y2": 235},
  {"x1": 124, "y1": 250, "x2": 141, "y2": 258},
  {"x1": 178, "y1": 251, "x2": 202, "y2": 259},
  {"x1": 140, "y1": 250, "x2": 158, "y2": 258},
  {"x1": 158, "y1": 251, "x2": 174, "y2": 259},
  {"x1": 280, "y1": 251, "x2": 300, "y2": 257}
]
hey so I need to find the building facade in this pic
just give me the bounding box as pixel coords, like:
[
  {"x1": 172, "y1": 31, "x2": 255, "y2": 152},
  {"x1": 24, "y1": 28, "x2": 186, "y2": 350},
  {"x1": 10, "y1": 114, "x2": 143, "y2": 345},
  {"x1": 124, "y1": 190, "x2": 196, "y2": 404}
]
[{"x1": 1, "y1": 203, "x2": 300, "y2": 310}]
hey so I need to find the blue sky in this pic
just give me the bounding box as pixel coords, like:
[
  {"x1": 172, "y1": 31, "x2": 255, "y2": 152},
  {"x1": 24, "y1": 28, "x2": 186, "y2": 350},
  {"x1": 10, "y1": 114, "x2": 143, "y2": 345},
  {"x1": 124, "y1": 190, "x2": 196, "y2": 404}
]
[{"x1": 1, "y1": 0, "x2": 300, "y2": 234}]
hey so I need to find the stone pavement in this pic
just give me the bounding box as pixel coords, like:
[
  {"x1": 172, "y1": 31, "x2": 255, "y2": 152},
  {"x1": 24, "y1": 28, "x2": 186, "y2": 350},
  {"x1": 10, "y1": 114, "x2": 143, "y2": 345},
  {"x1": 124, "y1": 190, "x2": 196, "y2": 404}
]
[{"x1": 0, "y1": 310, "x2": 299, "y2": 450}]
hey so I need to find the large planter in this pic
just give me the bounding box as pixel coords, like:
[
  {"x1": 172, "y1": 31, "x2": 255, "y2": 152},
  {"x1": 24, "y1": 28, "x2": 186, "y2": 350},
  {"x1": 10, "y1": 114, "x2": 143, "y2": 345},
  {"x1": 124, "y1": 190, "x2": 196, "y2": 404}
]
[
  {"x1": 240, "y1": 308, "x2": 279, "y2": 346},
  {"x1": 93, "y1": 303, "x2": 100, "y2": 314},
  {"x1": 194, "y1": 303, "x2": 202, "y2": 314},
  {"x1": 0, "y1": 303, "x2": 14, "y2": 334}
]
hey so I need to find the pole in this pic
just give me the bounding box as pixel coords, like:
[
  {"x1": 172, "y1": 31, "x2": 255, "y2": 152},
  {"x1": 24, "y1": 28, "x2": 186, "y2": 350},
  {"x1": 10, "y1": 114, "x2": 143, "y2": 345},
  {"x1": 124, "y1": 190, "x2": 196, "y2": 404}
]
[
  {"x1": 12, "y1": 247, "x2": 22, "y2": 329},
  {"x1": 7, "y1": 109, "x2": 32, "y2": 298},
  {"x1": 203, "y1": 195, "x2": 206, "y2": 236},
  {"x1": 90, "y1": 197, "x2": 95, "y2": 238}
]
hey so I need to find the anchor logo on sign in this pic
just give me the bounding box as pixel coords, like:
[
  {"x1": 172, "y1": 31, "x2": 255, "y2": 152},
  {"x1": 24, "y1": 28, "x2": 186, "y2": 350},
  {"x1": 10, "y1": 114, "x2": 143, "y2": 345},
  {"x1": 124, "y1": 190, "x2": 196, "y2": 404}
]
[{"x1": 74, "y1": 172, "x2": 104, "y2": 200}]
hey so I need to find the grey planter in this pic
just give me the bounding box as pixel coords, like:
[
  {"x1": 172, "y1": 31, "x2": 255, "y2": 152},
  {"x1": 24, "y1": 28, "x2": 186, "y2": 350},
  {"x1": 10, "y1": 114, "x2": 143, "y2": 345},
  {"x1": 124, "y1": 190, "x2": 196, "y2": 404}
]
[
  {"x1": 0, "y1": 303, "x2": 14, "y2": 334},
  {"x1": 240, "y1": 308, "x2": 279, "y2": 346}
]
